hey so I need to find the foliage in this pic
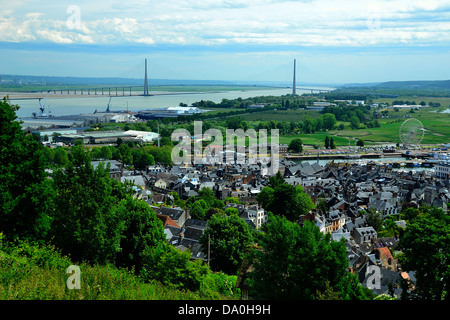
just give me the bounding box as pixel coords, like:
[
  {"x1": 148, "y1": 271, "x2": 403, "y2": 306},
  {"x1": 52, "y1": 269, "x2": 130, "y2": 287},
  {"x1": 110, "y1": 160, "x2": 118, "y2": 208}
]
[
  {"x1": 248, "y1": 215, "x2": 371, "y2": 300},
  {"x1": 0, "y1": 238, "x2": 205, "y2": 300},
  {"x1": 288, "y1": 138, "x2": 303, "y2": 153},
  {"x1": 0, "y1": 99, "x2": 54, "y2": 241},
  {"x1": 50, "y1": 145, "x2": 130, "y2": 264},
  {"x1": 140, "y1": 243, "x2": 209, "y2": 292},
  {"x1": 200, "y1": 212, "x2": 254, "y2": 275},
  {"x1": 114, "y1": 195, "x2": 166, "y2": 272},
  {"x1": 397, "y1": 207, "x2": 450, "y2": 300},
  {"x1": 257, "y1": 182, "x2": 315, "y2": 222},
  {"x1": 200, "y1": 272, "x2": 240, "y2": 299},
  {"x1": 365, "y1": 208, "x2": 383, "y2": 232}
]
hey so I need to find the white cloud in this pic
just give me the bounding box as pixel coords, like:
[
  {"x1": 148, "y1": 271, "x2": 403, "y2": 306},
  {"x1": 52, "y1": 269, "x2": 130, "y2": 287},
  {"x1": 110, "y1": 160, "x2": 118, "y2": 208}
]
[{"x1": 0, "y1": 0, "x2": 449, "y2": 48}]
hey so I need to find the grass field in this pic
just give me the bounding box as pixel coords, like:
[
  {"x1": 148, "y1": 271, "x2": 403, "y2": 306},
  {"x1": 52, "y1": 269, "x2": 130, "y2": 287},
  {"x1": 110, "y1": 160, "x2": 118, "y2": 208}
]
[{"x1": 273, "y1": 107, "x2": 450, "y2": 147}]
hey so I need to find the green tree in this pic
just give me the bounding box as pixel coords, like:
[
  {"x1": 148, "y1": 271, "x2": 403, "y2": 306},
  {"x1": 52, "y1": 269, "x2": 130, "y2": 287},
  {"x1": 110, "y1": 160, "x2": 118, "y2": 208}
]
[
  {"x1": 248, "y1": 215, "x2": 370, "y2": 300},
  {"x1": 325, "y1": 136, "x2": 330, "y2": 149},
  {"x1": 53, "y1": 147, "x2": 69, "y2": 166},
  {"x1": 190, "y1": 199, "x2": 209, "y2": 220},
  {"x1": 114, "y1": 195, "x2": 166, "y2": 271},
  {"x1": 50, "y1": 144, "x2": 129, "y2": 264},
  {"x1": 0, "y1": 99, "x2": 54, "y2": 241},
  {"x1": 258, "y1": 183, "x2": 314, "y2": 222},
  {"x1": 132, "y1": 149, "x2": 155, "y2": 170},
  {"x1": 141, "y1": 242, "x2": 209, "y2": 292},
  {"x1": 288, "y1": 138, "x2": 303, "y2": 153},
  {"x1": 256, "y1": 186, "x2": 274, "y2": 210},
  {"x1": 200, "y1": 212, "x2": 254, "y2": 275},
  {"x1": 356, "y1": 139, "x2": 365, "y2": 147},
  {"x1": 330, "y1": 137, "x2": 336, "y2": 149},
  {"x1": 268, "y1": 170, "x2": 285, "y2": 189},
  {"x1": 118, "y1": 143, "x2": 133, "y2": 166},
  {"x1": 323, "y1": 113, "x2": 337, "y2": 130},
  {"x1": 99, "y1": 145, "x2": 113, "y2": 160},
  {"x1": 398, "y1": 207, "x2": 450, "y2": 300},
  {"x1": 366, "y1": 209, "x2": 383, "y2": 232},
  {"x1": 350, "y1": 116, "x2": 360, "y2": 129}
]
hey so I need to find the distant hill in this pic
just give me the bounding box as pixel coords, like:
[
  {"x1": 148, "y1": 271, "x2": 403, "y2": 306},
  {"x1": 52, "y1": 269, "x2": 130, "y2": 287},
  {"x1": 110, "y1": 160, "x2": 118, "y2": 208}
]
[
  {"x1": 373, "y1": 80, "x2": 450, "y2": 90},
  {"x1": 336, "y1": 80, "x2": 450, "y2": 97}
]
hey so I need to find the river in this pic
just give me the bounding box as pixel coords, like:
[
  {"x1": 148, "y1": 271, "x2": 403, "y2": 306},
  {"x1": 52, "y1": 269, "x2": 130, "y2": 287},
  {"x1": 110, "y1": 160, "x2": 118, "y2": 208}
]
[
  {"x1": 10, "y1": 87, "x2": 332, "y2": 119},
  {"x1": 293, "y1": 156, "x2": 433, "y2": 172}
]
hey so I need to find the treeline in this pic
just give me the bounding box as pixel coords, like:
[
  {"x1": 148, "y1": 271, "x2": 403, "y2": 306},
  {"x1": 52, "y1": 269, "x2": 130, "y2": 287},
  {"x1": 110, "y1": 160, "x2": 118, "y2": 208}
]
[
  {"x1": 42, "y1": 140, "x2": 172, "y2": 169},
  {"x1": 0, "y1": 99, "x2": 238, "y2": 298}
]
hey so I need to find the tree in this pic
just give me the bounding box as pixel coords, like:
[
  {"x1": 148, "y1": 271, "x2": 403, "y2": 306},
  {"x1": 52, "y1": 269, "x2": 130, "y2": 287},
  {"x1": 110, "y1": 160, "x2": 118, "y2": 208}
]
[
  {"x1": 323, "y1": 113, "x2": 337, "y2": 130},
  {"x1": 132, "y1": 149, "x2": 155, "y2": 170},
  {"x1": 288, "y1": 138, "x2": 303, "y2": 153},
  {"x1": 258, "y1": 183, "x2": 314, "y2": 222},
  {"x1": 0, "y1": 99, "x2": 54, "y2": 241},
  {"x1": 324, "y1": 136, "x2": 330, "y2": 149},
  {"x1": 200, "y1": 212, "x2": 254, "y2": 275},
  {"x1": 99, "y1": 145, "x2": 113, "y2": 160},
  {"x1": 141, "y1": 242, "x2": 209, "y2": 292},
  {"x1": 350, "y1": 116, "x2": 360, "y2": 129},
  {"x1": 356, "y1": 139, "x2": 365, "y2": 147},
  {"x1": 366, "y1": 209, "x2": 383, "y2": 232},
  {"x1": 53, "y1": 147, "x2": 69, "y2": 166},
  {"x1": 114, "y1": 195, "x2": 166, "y2": 271},
  {"x1": 398, "y1": 207, "x2": 450, "y2": 300},
  {"x1": 118, "y1": 143, "x2": 133, "y2": 165},
  {"x1": 256, "y1": 186, "x2": 274, "y2": 210},
  {"x1": 248, "y1": 215, "x2": 370, "y2": 299},
  {"x1": 50, "y1": 144, "x2": 130, "y2": 264},
  {"x1": 190, "y1": 199, "x2": 209, "y2": 220},
  {"x1": 268, "y1": 170, "x2": 285, "y2": 189},
  {"x1": 330, "y1": 137, "x2": 336, "y2": 149}
]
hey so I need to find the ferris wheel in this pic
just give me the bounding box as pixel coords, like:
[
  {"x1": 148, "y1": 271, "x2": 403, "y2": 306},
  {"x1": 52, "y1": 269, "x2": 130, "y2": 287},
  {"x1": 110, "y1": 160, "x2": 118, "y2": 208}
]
[{"x1": 399, "y1": 118, "x2": 424, "y2": 147}]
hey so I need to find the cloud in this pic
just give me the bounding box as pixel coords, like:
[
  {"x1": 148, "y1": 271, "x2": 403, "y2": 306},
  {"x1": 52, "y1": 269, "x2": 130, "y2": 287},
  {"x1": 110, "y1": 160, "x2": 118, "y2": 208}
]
[{"x1": 0, "y1": 0, "x2": 449, "y2": 49}]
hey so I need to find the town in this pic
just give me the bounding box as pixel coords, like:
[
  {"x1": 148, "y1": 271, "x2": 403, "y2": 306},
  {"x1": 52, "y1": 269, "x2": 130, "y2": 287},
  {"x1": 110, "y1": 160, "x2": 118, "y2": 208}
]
[{"x1": 82, "y1": 142, "x2": 449, "y2": 299}]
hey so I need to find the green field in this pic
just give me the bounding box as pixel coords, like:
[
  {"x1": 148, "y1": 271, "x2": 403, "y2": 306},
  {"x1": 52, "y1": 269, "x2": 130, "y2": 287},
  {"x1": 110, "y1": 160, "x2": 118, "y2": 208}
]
[{"x1": 260, "y1": 107, "x2": 450, "y2": 147}]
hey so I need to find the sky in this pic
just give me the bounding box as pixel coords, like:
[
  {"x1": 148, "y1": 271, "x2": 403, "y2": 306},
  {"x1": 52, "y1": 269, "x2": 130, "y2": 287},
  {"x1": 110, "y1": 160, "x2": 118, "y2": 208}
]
[{"x1": 1, "y1": 0, "x2": 450, "y2": 84}]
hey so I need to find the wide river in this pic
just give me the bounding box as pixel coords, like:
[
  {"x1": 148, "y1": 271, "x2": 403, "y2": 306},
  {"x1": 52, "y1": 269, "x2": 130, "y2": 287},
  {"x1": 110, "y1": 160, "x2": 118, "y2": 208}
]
[{"x1": 10, "y1": 87, "x2": 332, "y2": 119}]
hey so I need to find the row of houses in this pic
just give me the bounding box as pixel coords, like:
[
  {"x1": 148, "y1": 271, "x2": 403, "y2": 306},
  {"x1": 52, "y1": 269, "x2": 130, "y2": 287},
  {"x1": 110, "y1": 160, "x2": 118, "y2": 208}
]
[{"x1": 93, "y1": 155, "x2": 449, "y2": 298}]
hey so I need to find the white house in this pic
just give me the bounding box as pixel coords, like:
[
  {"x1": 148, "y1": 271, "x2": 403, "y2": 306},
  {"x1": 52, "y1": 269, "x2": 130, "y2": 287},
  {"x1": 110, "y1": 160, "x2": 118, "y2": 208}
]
[
  {"x1": 240, "y1": 205, "x2": 267, "y2": 229},
  {"x1": 435, "y1": 160, "x2": 450, "y2": 181},
  {"x1": 124, "y1": 130, "x2": 159, "y2": 142}
]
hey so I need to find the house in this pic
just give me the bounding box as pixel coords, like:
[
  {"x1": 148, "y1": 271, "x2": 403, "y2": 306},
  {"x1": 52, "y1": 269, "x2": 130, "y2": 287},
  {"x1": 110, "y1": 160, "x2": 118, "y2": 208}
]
[
  {"x1": 157, "y1": 214, "x2": 180, "y2": 228},
  {"x1": 154, "y1": 178, "x2": 167, "y2": 189},
  {"x1": 240, "y1": 205, "x2": 267, "y2": 229},
  {"x1": 121, "y1": 175, "x2": 147, "y2": 190},
  {"x1": 368, "y1": 199, "x2": 398, "y2": 218},
  {"x1": 91, "y1": 160, "x2": 123, "y2": 180},
  {"x1": 168, "y1": 219, "x2": 208, "y2": 261},
  {"x1": 353, "y1": 226, "x2": 377, "y2": 244},
  {"x1": 150, "y1": 206, "x2": 188, "y2": 227}
]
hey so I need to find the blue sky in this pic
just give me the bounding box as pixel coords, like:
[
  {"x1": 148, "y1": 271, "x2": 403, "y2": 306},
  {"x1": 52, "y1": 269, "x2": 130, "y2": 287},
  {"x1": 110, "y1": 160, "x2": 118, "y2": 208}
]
[{"x1": 1, "y1": 0, "x2": 449, "y2": 84}]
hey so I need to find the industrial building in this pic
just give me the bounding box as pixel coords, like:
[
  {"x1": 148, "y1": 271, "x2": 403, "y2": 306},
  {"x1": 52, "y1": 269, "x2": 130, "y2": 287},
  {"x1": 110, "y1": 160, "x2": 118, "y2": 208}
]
[
  {"x1": 54, "y1": 131, "x2": 136, "y2": 145},
  {"x1": 124, "y1": 130, "x2": 159, "y2": 142},
  {"x1": 135, "y1": 106, "x2": 204, "y2": 119}
]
